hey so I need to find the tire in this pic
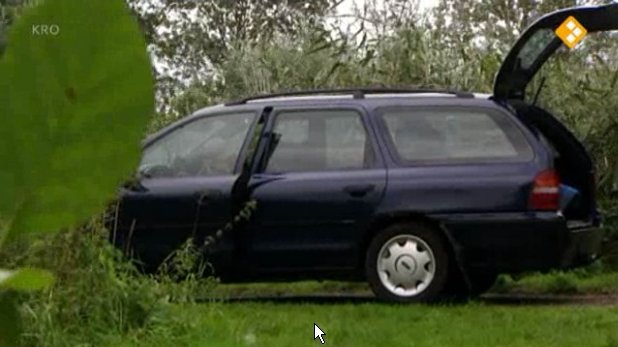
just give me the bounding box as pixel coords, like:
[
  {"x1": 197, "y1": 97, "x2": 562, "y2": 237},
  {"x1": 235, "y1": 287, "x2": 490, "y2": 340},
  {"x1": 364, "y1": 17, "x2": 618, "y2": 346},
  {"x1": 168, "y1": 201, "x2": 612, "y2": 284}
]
[{"x1": 366, "y1": 222, "x2": 450, "y2": 303}]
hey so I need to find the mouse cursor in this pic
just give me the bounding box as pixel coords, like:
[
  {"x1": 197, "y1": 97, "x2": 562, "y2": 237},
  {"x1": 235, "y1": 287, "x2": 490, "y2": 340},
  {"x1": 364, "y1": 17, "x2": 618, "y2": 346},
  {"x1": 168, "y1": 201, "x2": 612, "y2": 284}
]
[{"x1": 314, "y1": 323, "x2": 326, "y2": 344}]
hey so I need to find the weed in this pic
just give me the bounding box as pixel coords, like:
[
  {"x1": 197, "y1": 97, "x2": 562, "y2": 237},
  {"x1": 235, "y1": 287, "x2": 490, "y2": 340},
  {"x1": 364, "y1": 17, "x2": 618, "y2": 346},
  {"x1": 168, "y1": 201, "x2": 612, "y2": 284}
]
[
  {"x1": 0, "y1": 217, "x2": 212, "y2": 347},
  {"x1": 545, "y1": 272, "x2": 580, "y2": 294}
]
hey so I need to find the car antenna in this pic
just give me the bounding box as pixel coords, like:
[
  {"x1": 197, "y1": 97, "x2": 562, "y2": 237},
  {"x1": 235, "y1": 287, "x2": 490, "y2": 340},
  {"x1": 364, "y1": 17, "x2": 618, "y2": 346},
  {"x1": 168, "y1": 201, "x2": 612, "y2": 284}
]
[{"x1": 532, "y1": 76, "x2": 546, "y2": 106}]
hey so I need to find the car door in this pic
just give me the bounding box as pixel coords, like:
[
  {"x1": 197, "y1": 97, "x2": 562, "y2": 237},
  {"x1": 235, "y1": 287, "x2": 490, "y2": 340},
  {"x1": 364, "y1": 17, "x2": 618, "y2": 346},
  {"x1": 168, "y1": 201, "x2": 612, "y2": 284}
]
[
  {"x1": 494, "y1": 3, "x2": 618, "y2": 99},
  {"x1": 115, "y1": 109, "x2": 260, "y2": 273},
  {"x1": 244, "y1": 105, "x2": 387, "y2": 273}
]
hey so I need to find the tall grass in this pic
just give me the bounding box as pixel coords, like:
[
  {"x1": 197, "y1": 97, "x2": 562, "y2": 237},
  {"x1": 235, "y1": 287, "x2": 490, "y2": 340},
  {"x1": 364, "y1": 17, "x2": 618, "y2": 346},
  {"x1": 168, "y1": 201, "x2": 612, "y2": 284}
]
[{"x1": 0, "y1": 218, "x2": 214, "y2": 347}]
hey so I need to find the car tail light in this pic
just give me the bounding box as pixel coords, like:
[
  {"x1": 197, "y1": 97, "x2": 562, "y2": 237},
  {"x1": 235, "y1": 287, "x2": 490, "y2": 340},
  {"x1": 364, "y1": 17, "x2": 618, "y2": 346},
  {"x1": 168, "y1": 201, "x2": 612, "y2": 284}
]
[{"x1": 529, "y1": 169, "x2": 560, "y2": 211}]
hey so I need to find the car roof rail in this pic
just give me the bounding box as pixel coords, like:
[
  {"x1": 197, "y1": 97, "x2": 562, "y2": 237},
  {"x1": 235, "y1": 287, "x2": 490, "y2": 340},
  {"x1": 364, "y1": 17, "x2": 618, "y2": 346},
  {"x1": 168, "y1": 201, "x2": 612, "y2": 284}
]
[{"x1": 224, "y1": 88, "x2": 475, "y2": 106}]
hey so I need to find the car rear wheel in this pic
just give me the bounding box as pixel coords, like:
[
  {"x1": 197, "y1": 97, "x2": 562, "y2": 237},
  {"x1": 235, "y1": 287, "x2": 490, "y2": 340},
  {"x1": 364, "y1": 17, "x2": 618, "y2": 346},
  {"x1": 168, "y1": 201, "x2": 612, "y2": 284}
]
[{"x1": 366, "y1": 222, "x2": 449, "y2": 302}]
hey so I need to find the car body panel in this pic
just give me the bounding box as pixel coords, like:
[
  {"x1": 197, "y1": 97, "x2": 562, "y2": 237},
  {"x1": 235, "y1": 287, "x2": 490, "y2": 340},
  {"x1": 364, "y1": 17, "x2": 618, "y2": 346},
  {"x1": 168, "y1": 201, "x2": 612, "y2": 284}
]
[
  {"x1": 116, "y1": 175, "x2": 238, "y2": 272},
  {"x1": 245, "y1": 169, "x2": 387, "y2": 272},
  {"x1": 435, "y1": 211, "x2": 602, "y2": 272}
]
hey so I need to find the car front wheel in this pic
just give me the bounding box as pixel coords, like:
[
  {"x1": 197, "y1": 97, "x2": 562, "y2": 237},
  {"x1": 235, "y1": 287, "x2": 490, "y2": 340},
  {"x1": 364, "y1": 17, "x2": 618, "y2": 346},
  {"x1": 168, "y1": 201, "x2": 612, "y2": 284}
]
[{"x1": 366, "y1": 222, "x2": 450, "y2": 302}]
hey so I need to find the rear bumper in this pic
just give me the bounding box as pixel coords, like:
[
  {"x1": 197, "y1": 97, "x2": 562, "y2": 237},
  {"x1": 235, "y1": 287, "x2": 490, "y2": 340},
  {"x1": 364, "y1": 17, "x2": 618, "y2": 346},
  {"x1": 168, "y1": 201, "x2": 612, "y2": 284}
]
[
  {"x1": 559, "y1": 220, "x2": 604, "y2": 268},
  {"x1": 437, "y1": 212, "x2": 603, "y2": 273}
]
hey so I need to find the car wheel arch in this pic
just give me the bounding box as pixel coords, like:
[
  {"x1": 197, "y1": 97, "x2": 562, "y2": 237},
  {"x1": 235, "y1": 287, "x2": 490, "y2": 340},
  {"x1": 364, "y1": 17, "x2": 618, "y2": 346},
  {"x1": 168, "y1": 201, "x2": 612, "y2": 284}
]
[
  {"x1": 360, "y1": 212, "x2": 474, "y2": 298},
  {"x1": 360, "y1": 212, "x2": 459, "y2": 269}
]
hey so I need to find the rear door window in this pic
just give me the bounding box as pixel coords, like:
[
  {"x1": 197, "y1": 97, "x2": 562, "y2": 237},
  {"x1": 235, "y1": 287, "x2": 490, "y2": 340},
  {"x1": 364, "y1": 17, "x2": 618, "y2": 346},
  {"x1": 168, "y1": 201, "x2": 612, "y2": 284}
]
[
  {"x1": 379, "y1": 107, "x2": 533, "y2": 164},
  {"x1": 266, "y1": 109, "x2": 372, "y2": 172}
]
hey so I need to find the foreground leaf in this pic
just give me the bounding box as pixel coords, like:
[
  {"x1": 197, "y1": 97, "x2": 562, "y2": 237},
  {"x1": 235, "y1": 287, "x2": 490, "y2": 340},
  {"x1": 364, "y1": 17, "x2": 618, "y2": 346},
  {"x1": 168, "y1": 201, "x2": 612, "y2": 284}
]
[
  {"x1": 0, "y1": 0, "x2": 154, "y2": 241},
  {"x1": 0, "y1": 268, "x2": 54, "y2": 291}
]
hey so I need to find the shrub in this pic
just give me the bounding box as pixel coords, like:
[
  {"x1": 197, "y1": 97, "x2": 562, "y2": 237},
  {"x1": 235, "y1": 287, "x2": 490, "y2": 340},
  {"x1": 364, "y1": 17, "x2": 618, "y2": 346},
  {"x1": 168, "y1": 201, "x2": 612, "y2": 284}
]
[{"x1": 0, "y1": 219, "x2": 212, "y2": 347}]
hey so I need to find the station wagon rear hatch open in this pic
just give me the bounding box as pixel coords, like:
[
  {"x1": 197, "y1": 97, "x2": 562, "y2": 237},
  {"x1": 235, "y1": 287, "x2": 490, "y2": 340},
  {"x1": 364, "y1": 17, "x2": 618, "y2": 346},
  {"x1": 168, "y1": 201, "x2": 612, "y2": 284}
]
[{"x1": 494, "y1": 3, "x2": 618, "y2": 100}]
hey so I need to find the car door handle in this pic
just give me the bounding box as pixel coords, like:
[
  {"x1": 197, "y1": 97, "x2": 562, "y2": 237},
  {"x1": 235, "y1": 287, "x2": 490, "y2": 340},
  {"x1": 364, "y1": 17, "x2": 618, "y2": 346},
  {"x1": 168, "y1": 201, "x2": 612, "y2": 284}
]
[{"x1": 343, "y1": 184, "x2": 375, "y2": 198}]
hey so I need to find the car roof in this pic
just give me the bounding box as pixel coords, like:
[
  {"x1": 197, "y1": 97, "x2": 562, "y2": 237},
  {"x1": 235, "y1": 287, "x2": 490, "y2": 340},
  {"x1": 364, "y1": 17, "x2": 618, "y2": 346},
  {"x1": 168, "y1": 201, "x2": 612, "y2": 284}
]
[
  {"x1": 192, "y1": 90, "x2": 494, "y2": 114},
  {"x1": 144, "y1": 90, "x2": 500, "y2": 146}
]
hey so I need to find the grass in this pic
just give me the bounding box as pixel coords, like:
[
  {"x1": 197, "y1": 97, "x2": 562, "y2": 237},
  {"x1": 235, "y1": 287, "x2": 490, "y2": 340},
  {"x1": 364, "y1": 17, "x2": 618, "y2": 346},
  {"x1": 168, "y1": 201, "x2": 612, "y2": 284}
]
[
  {"x1": 494, "y1": 272, "x2": 618, "y2": 295},
  {"x1": 6, "y1": 227, "x2": 618, "y2": 347},
  {"x1": 119, "y1": 302, "x2": 618, "y2": 347},
  {"x1": 208, "y1": 281, "x2": 371, "y2": 298},
  {"x1": 209, "y1": 272, "x2": 618, "y2": 300}
]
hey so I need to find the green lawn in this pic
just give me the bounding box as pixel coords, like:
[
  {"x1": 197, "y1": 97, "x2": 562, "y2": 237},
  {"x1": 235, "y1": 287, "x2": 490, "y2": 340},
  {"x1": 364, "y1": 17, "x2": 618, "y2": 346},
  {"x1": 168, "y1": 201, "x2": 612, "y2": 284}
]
[
  {"x1": 120, "y1": 302, "x2": 618, "y2": 347},
  {"x1": 207, "y1": 280, "x2": 370, "y2": 298},
  {"x1": 121, "y1": 272, "x2": 618, "y2": 346},
  {"x1": 209, "y1": 270, "x2": 618, "y2": 299},
  {"x1": 493, "y1": 272, "x2": 618, "y2": 294}
]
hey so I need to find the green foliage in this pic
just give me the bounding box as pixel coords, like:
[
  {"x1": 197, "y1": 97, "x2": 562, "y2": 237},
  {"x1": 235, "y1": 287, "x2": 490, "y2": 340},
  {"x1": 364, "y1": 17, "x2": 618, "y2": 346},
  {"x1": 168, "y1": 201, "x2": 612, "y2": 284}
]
[
  {"x1": 493, "y1": 268, "x2": 618, "y2": 295},
  {"x1": 0, "y1": 268, "x2": 53, "y2": 291},
  {"x1": 127, "y1": 0, "x2": 338, "y2": 108},
  {"x1": 203, "y1": 200, "x2": 257, "y2": 249},
  {"x1": 0, "y1": 0, "x2": 153, "y2": 343},
  {"x1": 545, "y1": 273, "x2": 581, "y2": 294},
  {"x1": 0, "y1": 0, "x2": 36, "y2": 56},
  {"x1": 132, "y1": 303, "x2": 618, "y2": 347},
  {"x1": 11, "y1": 227, "x2": 161, "y2": 345},
  {"x1": 0, "y1": 291, "x2": 21, "y2": 346},
  {"x1": 0, "y1": 222, "x2": 213, "y2": 346},
  {"x1": 0, "y1": 0, "x2": 154, "y2": 241}
]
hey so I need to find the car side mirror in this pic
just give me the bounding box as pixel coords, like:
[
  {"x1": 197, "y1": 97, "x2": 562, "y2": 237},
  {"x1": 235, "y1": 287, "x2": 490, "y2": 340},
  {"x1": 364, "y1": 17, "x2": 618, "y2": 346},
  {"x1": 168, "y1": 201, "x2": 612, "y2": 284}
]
[
  {"x1": 122, "y1": 174, "x2": 148, "y2": 193},
  {"x1": 123, "y1": 164, "x2": 172, "y2": 193},
  {"x1": 138, "y1": 164, "x2": 174, "y2": 179}
]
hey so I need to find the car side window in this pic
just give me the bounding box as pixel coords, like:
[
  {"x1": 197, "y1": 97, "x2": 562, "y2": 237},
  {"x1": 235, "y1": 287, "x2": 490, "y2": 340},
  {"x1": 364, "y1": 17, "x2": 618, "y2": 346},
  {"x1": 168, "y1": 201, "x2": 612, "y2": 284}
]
[
  {"x1": 266, "y1": 109, "x2": 371, "y2": 173},
  {"x1": 139, "y1": 112, "x2": 255, "y2": 178},
  {"x1": 381, "y1": 107, "x2": 533, "y2": 163}
]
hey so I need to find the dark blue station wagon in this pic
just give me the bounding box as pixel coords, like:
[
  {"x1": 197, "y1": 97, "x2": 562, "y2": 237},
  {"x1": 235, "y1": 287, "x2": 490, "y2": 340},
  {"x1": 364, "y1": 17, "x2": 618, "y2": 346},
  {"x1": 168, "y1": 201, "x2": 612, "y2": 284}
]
[{"x1": 114, "y1": 4, "x2": 616, "y2": 302}]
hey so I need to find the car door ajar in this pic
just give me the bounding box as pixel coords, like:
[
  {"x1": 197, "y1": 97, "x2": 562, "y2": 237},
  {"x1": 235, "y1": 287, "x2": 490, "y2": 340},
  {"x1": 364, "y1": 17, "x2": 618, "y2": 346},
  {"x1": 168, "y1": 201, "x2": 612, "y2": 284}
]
[
  {"x1": 115, "y1": 110, "x2": 260, "y2": 273},
  {"x1": 245, "y1": 106, "x2": 387, "y2": 274}
]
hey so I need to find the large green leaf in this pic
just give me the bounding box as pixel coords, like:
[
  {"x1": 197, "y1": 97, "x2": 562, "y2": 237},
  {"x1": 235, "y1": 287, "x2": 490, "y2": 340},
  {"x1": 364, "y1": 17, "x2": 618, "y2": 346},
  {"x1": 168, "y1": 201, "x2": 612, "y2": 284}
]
[
  {"x1": 0, "y1": 268, "x2": 54, "y2": 291},
  {"x1": 0, "y1": 0, "x2": 154, "y2": 241}
]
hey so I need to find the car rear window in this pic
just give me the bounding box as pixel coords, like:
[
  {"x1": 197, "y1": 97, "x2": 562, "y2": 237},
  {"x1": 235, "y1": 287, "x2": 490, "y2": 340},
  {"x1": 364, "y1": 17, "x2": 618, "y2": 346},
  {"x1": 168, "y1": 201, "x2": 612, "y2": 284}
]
[{"x1": 379, "y1": 107, "x2": 533, "y2": 163}]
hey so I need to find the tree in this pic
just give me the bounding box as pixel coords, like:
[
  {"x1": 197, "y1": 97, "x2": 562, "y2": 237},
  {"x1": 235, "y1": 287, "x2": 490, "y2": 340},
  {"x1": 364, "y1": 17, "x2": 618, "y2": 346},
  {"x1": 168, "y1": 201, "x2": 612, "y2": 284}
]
[{"x1": 127, "y1": 0, "x2": 339, "y2": 108}]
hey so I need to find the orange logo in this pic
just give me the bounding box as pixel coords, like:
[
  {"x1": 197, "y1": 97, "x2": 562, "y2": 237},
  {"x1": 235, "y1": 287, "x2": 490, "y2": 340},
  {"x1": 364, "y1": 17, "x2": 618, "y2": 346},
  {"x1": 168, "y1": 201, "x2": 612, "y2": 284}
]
[{"x1": 555, "y1": 16, "x2": 587, "y2": 49}]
